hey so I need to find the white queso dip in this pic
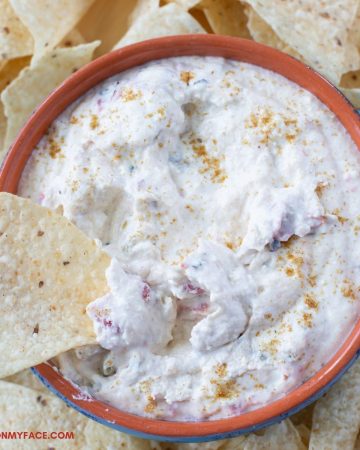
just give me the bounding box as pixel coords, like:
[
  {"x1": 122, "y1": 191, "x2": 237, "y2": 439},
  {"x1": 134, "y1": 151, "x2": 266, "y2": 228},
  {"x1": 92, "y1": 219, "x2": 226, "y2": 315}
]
[{"x1": 19, "y1": 56, "x2": 360, "y2": 421}]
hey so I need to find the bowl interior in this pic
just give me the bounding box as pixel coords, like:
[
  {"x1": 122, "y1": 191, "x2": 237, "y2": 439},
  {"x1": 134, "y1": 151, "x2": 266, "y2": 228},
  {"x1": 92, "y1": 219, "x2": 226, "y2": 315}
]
[{"x1": 1, "y1": 35, "x2": 360, "y2": 441}]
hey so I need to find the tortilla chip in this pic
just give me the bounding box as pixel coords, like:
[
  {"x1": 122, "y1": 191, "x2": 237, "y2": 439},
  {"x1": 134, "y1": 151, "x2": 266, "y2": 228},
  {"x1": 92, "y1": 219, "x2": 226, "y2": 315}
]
[
  {"x1": 245, "y1": 0, "x2": 360, "y2": 83},
  {"x1": 349, "y1": 6, "x2": 360, "y2": 52},
  {"x1": 4, "y1": 369, "x2": 48, "y2": 393},
  {"x1": 9, "y1": 0, "x2": 95, "y2": 58},
  {"x1": 1, "y1": 41, "x2": 99, "y2": 152},
  {"x1": 84, "y1": 420, "x2": 155, "y2": 450},
  {"x1": 245, "y1": 6, "x2": 303, "y2": 60},
  {"x1": 200, "y1": 0, "x2": 251, "y2": 38},
  {"x1": 0, "y1": 380, "x2": 87, "y2": 449},
  {"x1": 239, "y1": 420, "x2": 305, "y2": 450},
  {"x1": 0, "y1": 0, "x2": 33, "y2": 61},
  {"x1": 0, "y1": 193, "x2": 110, "y2": 378},
  {"x1": 114, "y1": 3, "x2": 205, "y2": 49},
  {"x1": 130, "y1": 0, "x2": 160, "y2": 22},
  {"x1": 309, "y1": 359, "x2": 360, "y2": 450},
  {"x1": 0, "y1": 55, "x2": 30, "y2": 92},
  {"x1": 0, "y1": 380, "x2": 161, "y2": 449}
]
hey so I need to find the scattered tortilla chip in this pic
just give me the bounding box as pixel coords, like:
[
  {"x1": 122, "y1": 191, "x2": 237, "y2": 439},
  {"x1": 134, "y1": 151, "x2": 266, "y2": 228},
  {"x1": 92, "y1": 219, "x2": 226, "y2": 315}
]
[
  {"x1": 130, "y1": 0, "x2": 160, "y2": 23},
  {"x1": 200, "y1": 0, "x2": 251, "y2": 38},
  {"x1": 0, "y1": 381, "x2": 87, "y2": 449},
  {"x1": 240, "y1": 420, "x2": 306, "y2": 450},
  {"x1": 1, "y1": 41, "x2": 99, "y2": 152},
  {"x1": 245, "y1": 0, "x2": 360, "y2": 83},
  {"x1": 348, "y1": 6, "x2": 360, "y2": 55},
  {"x1": 84, "y1": 420, "x2": 156, "y2": 450},
  {"x1": 4, "y1": 369, "x2": 48, "y2": 393},
  {"x1": 309, "y1": 359, "x2": 360, "y2": 450},
  {"x1": 245, "y1": 6, "x2": 303, "y2": 60},
  {"x1": 9, "y1": 0, "x2": 95, "y2": 58},
  {"x1": 0, "y1": 0, "x2": 33, "y2": 61},
  {"x1": 114, "y1": 3, "x2": 206, "y2": 49},
  {"x1": 0, "y1": 380, "x2": 162, "y2": 449},
  {"x1": 0, "y1": 193, "x2": 110, "y2": 378}
]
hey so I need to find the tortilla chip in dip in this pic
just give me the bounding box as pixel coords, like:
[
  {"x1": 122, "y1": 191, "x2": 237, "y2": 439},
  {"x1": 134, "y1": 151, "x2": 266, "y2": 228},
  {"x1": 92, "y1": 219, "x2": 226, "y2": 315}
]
[{"x1": 0, "y1": 192, "x2": 110, "y2": 378}]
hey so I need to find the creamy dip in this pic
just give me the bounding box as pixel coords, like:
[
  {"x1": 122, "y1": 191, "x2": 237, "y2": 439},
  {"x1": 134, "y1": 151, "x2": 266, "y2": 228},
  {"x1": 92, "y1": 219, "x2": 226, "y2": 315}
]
[{"x1": 19, "y1": 56, "x2": 360, "y2": 421}]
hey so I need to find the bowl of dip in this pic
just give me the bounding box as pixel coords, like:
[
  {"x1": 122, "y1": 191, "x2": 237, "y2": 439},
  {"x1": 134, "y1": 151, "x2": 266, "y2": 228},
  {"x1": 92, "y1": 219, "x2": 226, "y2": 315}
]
[{"x1": 1, "y1": 35, "x2": 360, "y2": 443}]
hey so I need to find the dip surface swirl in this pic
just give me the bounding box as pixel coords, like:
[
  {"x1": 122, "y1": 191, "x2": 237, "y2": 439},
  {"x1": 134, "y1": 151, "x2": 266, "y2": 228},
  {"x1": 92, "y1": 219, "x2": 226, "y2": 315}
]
[{"x1": 19, "y1": 56, "x2": 360, "y2": 421}]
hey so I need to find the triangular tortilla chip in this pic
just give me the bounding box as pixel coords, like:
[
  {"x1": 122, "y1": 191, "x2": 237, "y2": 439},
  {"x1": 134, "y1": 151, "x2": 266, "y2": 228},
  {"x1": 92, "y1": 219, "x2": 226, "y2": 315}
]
[
  {"x1": 1, "y1": 41, "x2": 99, "y2": 152},
  {"x1": 245, "y1": 0, "x2": 360, "y2": 83},
  {"x1": 0, "y1": 193, "x2": 110, "y2": 378},
  {"x1": 9, "y1": 0, "x2": 95, "y2": 58},
  {"x1": 309, "y1": 359, "x2": 360, "y2": 450}
]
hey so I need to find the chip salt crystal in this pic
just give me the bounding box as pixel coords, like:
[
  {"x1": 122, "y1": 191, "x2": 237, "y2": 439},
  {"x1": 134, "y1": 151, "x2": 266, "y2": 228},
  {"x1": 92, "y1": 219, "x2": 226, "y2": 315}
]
[{"x1": 0, "y1": 192, "x2": 110, "y2": 378}]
